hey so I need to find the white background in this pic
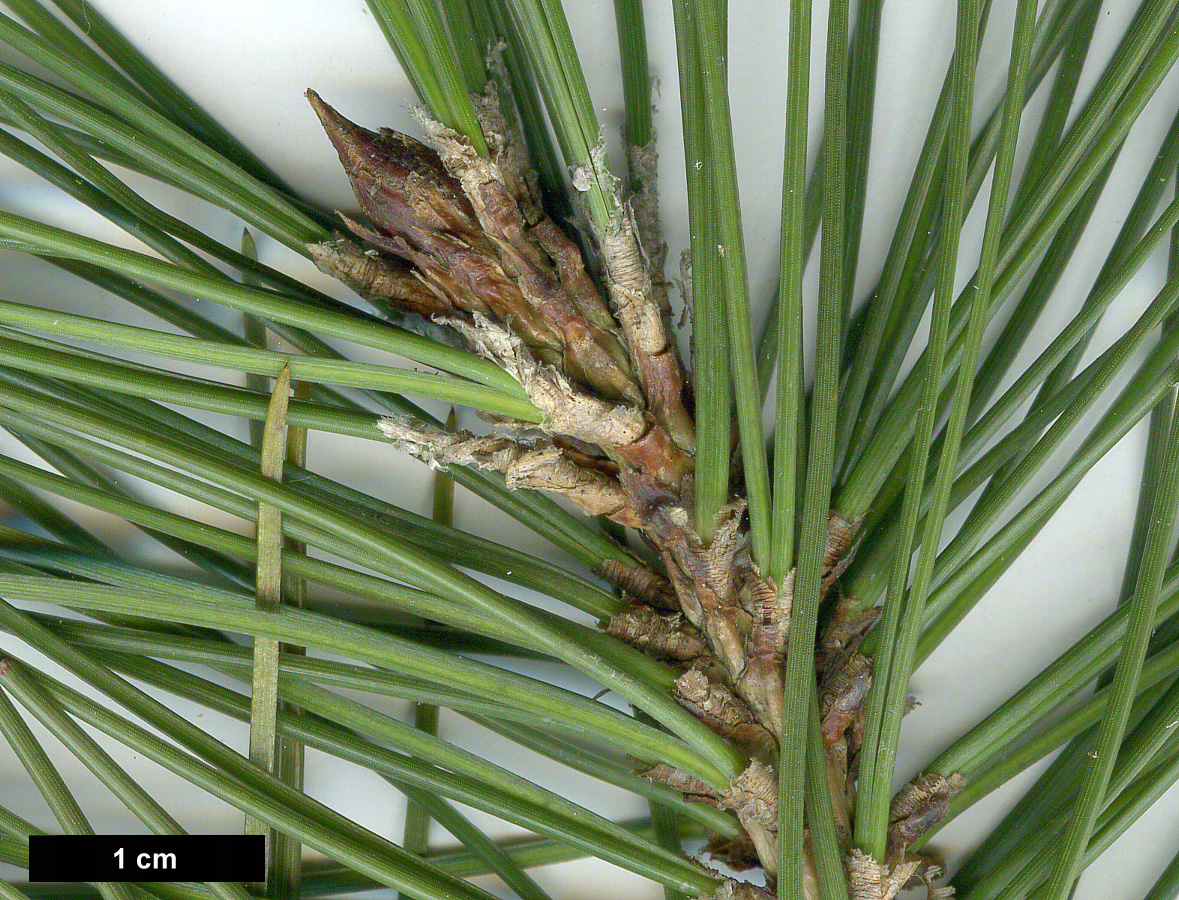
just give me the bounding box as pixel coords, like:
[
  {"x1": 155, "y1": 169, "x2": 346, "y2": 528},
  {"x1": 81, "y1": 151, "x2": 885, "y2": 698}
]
[{"x1": 0, "y1": 0, "x2": 1177, "y2": 897}]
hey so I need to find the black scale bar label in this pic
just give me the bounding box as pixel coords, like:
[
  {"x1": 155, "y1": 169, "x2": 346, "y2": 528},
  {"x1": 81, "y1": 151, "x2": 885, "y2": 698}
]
[{"x1": 28, "y1": 835, "x2": 266, "y2": 882}]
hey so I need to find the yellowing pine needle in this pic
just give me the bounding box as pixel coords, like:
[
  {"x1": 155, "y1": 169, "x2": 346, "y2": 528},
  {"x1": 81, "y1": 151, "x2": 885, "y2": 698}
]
[{"x1": 246, "y1": 364, "x2": 291, "y2": 874}]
